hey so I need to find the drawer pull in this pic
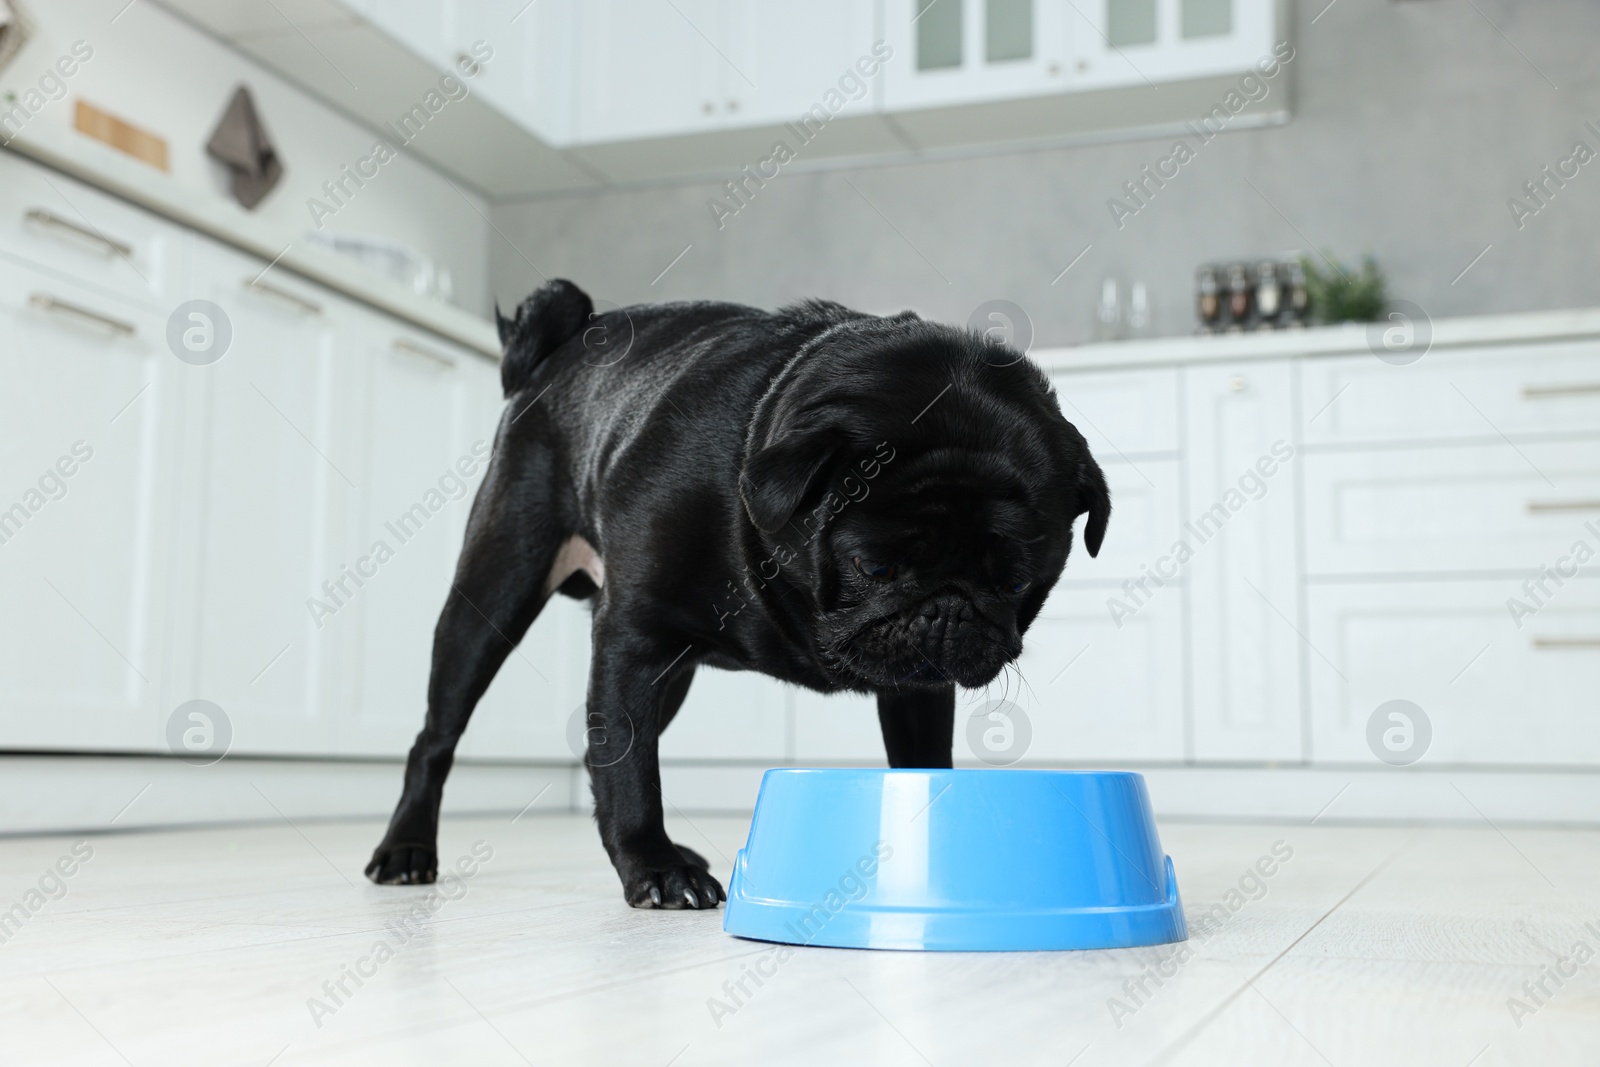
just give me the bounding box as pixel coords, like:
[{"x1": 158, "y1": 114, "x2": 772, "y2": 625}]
[
  {"x1": 28, "y1": 292, "x2": 136, "y2": 336},
  {"x1": 392, "y1": 338, "x2": 455, "y2": 368},
  {"x1": 1527, "y1": 500, "x2": 1600, "y2": 513},
  {"x1": 25, "y1": 207, "x2": 134, "y2": 258},
  {"x1": 1522, "y1": 382, "x2": 1600, "y2": 399},
  {"x1": 1533, "y1": 637, "x2": 1600, "y2": 650},
  {"x1": 243, "y1": 277, "x2": 323, "y2": 315}
]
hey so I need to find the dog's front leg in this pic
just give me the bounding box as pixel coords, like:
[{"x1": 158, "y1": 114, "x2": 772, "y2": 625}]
[
  {"x1": 877, "y1": 686, "x2": 956, "y2": 768},
  {"x1": 585, "y1": 625, "x2": 725, "y2": 910}
]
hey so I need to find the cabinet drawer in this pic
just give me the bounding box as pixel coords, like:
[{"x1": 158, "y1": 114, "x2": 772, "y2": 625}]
[
  {"x1": 1302, "y1": 343, "x2": 1600, "y2": 446},
  {"x1": 1304, "y1": 441, "x2": 1600, "y2": 575},
  {"x1": 1307, "y1": 581, "x2": 1600, "y2": 766},
  {"x1": 0, "y1": 154, "x2": 174, "y2": 306},
  {"x1": 1049, "y1": 367, "x2": 1180, "y2": 457}
]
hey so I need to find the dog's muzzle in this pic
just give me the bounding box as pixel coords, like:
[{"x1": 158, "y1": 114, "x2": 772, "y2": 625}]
[{"x1": 842, "y1": 592, "x2": 1020, "y2": 689}]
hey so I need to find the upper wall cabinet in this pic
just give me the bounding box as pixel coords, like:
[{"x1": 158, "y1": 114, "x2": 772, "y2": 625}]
[
  {"x1": 881, "y1": 0, "x2": 1071, "y2": 110},
  {"x1": 722, "y1": 2, "x2": 883, "y2": 129},
  {"x1": 881, "y1": 0, "x2": 1274, "y2": 110},
  {"x1": 573, "y1": 0, "x2": 726, "y2": 144},
  {"x1": 1073, "y1": 0, "x2": 1276, "y2": 91},
  {"x1": 334, "y1": 0, "x2": 575, "y2": 144},
  {"x1": 334, "y1": 0, "x2": 1277, "y2": 155},
  {"x1": 572, "y1": 0, "x2": 879, "y2": 144}
]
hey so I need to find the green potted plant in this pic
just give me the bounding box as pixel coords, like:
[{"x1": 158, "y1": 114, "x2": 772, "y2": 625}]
[{"x1": 1300, "y1": 253, "x2": 1387, "y2": 324}]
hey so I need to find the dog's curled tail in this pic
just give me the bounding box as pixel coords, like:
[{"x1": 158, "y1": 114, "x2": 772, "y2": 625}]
[{"x1": 495, "y1": 279, "x2": 594, "y2": 397}]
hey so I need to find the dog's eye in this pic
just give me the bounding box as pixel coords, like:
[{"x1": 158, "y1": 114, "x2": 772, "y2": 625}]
[
  {"x1": 854, "y1": 557, "x2": 897, "y2": 581},
  {"x1": 1009, "y1": 579, "x2": 1032, "y2": 595}
]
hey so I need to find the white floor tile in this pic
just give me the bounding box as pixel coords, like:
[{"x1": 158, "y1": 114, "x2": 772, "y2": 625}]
[{"x1": 1, "y1": 815, "x2": 1596, "y2": 1066}]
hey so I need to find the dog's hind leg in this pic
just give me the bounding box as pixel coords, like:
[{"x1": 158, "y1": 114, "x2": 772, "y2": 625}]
[{"x1": 366, "y1": 435, "x2": 570, "y2": 885}]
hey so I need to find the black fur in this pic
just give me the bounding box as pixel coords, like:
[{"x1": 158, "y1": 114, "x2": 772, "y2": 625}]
[{"x1": 368, "y1": 281, "x2": 1110, "y2": 909}]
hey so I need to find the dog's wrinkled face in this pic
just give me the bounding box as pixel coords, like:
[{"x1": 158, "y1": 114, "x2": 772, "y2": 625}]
[
  {"x1": 740, "y1": 324, "x2": 1110, "y2": 691},
  {"x1": 821, "y1": 466, "x2": 1049, "y2": 688}
]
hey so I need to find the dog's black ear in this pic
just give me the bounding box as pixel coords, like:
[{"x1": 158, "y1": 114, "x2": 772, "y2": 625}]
[
  {"x1": 1075, "y1": 454, "x2": 1111, "y2": 557},
  {"x1": 498, "y1": 280, "x2": 594, "y2": 396},
  {"x1": 741, "y1": 426, "x2": 840, "y2": 534},
  {"x1": 494, "y1": 300, "x2": 515, "y2": 348}
]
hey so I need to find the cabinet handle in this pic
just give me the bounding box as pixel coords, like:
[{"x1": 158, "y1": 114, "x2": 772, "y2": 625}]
[
  {"x1": 1522, "y1": 382, "x2": 1600, "y2": 398},
  {"x1": 242, "y1": 277, "x2": 322, "y2": 315},
  {"x1": 392, "y1": 338, "x2": 455, "y2": 368},
  {"x1": 1532, "y1": 637, "x2": 1600, "y2": 650},
  {"x1": 24, "y1": 207, "x2": 134, "y2": 258},
  {"x1": 28, "y1": 292, "x2": 136, "y2": 336},
  {"x1": 1527, "y1": 499, "x2": 1600, "y2": 513}
]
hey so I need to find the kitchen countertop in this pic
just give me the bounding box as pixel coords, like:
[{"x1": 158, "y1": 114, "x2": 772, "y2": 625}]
[
  {"x1": 1031, "y1": 305, "x2": 1600, "y2": 373},
  {"x1": 3, "y1": 121, "x2": 502, "y2": 359}
]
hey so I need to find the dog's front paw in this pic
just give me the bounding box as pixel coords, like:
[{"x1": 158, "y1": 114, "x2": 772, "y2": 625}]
[
  {"x1": 623, "y1": 861, "x2": 725, "y2": 910},
  {"x1": 365, "y1": 841, "x2": 438, "y2": 885}
]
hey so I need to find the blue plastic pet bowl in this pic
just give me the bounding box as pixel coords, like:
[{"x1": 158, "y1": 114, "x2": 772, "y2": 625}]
[{"x1": 723, "y1": 768, "x2": 1186, "y2": 952}]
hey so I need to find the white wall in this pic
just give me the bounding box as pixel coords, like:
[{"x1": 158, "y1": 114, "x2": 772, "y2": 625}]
[{"x1": 0, "y1": 0, "x2": 492, "y2": 315}]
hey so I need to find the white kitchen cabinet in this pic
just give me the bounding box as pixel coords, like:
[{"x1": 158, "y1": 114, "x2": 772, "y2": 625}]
[
  {"x1": 441, "y1": 0, "x2": 579, "y2": 144},
  {"x1": 722, "y1": 2, "x2": 882, "y2": 127},
  {"x1": 1017, "y1": 576, "x2": 1186, "y2": 762},
  {"x1": 660, "y1": 667, "x2": 788, "y2": 762},
  {"x1": 1051, "y1": 367, "x2": 1182, "y2": 458},
  {"x1": 330, "y1": 0, "x2": 1277, "y2": 152},
  {"x1": 0, "y1": 265, "x2": 179, "y2": 752},
  {"x1": 327, "y1": 308, "x2": 484, "y2": 756},
  {"x1": 1185, "y1": 361, "x2": 1303, "y2": 761},
  {"x1": 1071, "y1": 0, "x2": 1276, "y2": 92},
  {"x1": 1058, "y1": 457, "x2": 1183, "y2": 583},
  {"x1": 573, "y1": 0, "x2": 726, "y2": 144},
  {"x1": 175, "y1": 240, "x2": 358, "y2": 757},
  {"x1": 881, "y1": 0, "x2": 1273, "y2": 111},
  {"x1": 881, "y1": 0, "x2": 1071, "y2": 111},
  {"x1": 571, "y1": 0, "x2": 881, "y2": 144},
  {"x1": 0, "y1": 149, "x2": 565, "y2": 765},
  {"x1": 1306, "y1": 579, "x2": 1600, "y2": 766}
]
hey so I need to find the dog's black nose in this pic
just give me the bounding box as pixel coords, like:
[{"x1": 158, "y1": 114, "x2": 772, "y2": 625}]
[{"x1": 917, "y1": 595, "x2": 974, "y2": 648}]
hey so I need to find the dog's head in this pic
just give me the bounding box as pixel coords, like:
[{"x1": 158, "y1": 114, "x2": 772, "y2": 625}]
[{"x1": 740, "y1": 317, "x2": 1109, "y2": 690}]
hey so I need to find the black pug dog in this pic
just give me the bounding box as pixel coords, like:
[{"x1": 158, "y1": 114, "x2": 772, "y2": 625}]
[{"x1": 367, "y1": 280, "x2": 1109, "y2": 909}]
